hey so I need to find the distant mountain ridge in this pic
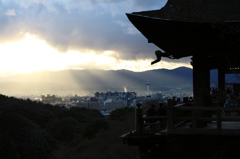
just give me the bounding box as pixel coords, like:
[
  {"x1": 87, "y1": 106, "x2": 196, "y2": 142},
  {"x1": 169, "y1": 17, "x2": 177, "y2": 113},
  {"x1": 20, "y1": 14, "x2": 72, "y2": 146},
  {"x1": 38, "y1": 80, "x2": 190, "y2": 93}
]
[{"x1": 0, "y1": 67, "x2": 194, "y2": 96}]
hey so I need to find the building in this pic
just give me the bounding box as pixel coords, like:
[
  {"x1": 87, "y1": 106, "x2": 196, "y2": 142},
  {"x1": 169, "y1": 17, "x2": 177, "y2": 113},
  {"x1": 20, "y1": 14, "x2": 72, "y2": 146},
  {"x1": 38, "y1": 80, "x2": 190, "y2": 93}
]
[
  {"x1": 41, "y1": 94, "x2": 62, "y2": 104},
  {"x1": 121, "y1": 0, "x2": 240, "y2": 158},
  {"x1": 94, "y1": 91, "x2": 137, "y2": 108},
  {"x1": 75, "y1": 102, "x2": 100, "y2": 110},
  {"x1": 94, "y1": 91, "x2": 137, "y2": 100}
]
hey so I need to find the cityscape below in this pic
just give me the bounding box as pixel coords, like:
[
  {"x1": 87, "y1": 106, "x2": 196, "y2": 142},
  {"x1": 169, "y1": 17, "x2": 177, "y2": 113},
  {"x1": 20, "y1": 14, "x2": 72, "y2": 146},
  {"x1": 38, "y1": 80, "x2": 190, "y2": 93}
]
[{"x1": 3, "y1": 81, "x2": 193, "y2": 116}]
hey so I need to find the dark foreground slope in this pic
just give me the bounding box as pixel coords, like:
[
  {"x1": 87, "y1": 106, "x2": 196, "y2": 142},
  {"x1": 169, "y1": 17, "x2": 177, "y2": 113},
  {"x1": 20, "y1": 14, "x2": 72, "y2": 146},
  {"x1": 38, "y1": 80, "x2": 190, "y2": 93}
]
[{"x1": 0, "y1": 94, "x2": 138, "y2": 159}]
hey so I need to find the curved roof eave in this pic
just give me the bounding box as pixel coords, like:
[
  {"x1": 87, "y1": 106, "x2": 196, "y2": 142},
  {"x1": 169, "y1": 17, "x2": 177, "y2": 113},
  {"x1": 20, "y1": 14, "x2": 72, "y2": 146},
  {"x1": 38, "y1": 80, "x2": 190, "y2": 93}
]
[{"x1": 126, "y1": 12, "x2": 240, "y2": 59}]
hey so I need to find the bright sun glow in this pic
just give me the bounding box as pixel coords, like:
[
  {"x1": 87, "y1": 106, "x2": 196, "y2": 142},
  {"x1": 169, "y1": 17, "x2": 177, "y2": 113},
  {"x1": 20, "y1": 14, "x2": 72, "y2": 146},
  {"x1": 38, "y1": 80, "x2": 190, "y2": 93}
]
[
  {"x1": 0, "y1": 34, "x2": 61, "y2": 74},
  {"x1": 0, "y1": 33, "x2": 191, "y2": 77},
  {"x1": 0, "y1": 33, "x2": 118, "y2": 76}
]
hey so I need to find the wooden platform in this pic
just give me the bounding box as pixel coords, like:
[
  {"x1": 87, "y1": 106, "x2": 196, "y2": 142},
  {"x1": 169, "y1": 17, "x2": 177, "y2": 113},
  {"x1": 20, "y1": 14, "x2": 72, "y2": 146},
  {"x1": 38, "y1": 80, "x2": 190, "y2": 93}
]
[
  {"x1": 121, "y1": 101, "x2": 240, "y2": 159},
  {"x1": 162, "y1": 111, "x2": 240, "y2": 135}
]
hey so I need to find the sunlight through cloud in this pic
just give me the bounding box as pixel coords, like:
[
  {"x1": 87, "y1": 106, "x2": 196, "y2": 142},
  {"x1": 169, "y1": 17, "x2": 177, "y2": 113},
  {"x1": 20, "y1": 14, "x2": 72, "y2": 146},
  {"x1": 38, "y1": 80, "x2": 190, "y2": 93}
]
[
  {"x1": 111, "y1": 59, "x2": 192, "y2": 72},
  {"x1": 0, "y1": 33, "x2": 191, "y2": 77}
]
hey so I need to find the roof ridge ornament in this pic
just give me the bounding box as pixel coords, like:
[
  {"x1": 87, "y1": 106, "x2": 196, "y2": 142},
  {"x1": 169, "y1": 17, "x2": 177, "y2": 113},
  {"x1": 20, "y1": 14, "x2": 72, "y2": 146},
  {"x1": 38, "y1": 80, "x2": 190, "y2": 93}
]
[{"x1": 151, "y1": 50, "x2": 174, "y2": 65}]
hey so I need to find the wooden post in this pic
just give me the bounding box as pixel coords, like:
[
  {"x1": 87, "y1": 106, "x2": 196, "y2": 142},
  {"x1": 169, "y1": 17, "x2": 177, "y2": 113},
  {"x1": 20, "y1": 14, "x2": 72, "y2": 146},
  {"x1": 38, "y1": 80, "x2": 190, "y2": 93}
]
[
  {"x1": 191, "y1": 109, "x2": 197, "y2": 129},
  {"x1": 192, "y1": 55, "x2": 211, "y2": 128},
  {"x1": 217, "y1": 68, "x2": 225, "y2": 107},
  {"x1": 167, "y1": 99, "x2": 174, "y2": 134},
  {"x1": 135, "y1": 103, "x2": 144, "y2": 135},
  {"x1": 217, "y1": 107, "x2": 222, "y2": 133},
  {"x1": 218, "y1": 68, "x2": 225, "y2": 96}
]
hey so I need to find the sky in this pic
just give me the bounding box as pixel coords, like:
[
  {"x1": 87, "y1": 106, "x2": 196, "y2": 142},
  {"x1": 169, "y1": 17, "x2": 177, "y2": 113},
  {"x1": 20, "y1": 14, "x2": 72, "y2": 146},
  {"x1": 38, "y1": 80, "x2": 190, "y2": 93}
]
[{"x1": 0, "y1": 0, "x2": 192, "y2": 77}]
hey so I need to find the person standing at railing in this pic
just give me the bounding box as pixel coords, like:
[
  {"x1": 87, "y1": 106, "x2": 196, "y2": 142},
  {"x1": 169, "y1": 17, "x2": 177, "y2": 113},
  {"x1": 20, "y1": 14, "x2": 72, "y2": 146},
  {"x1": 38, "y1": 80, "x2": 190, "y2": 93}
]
[
  {"x1": 145, "y1": 104, "x2": 157, "y2": 118},
  {"x1": 188, "y1": 96, "x2": 193, "y2": 102},
  {"x1": 157, "y1": 103, "x2": 167, "y2": 116}
]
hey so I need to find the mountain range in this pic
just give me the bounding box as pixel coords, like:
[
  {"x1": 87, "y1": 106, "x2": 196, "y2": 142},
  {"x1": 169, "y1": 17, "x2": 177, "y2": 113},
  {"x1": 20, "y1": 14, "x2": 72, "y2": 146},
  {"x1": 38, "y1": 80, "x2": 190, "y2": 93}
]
[{"x1": 0, "y1": 67, "x2": 208, "y2": 96}]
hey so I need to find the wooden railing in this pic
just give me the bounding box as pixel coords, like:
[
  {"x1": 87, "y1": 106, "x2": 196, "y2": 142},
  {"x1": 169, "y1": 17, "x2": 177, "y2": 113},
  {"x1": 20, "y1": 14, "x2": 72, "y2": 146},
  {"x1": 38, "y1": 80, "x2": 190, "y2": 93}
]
[
  {"x1": 135, "y1": 99, "x2": 240, "y2": 135},
  {"x1": 142, "y1": 115, "x2": 167, "y2": 134},
  {"x1": 168, "y1": 104, "x2": 240, "y2": 135},
  {"x1": 135, "y1": 101, "x2": 186, "y2": 135}
]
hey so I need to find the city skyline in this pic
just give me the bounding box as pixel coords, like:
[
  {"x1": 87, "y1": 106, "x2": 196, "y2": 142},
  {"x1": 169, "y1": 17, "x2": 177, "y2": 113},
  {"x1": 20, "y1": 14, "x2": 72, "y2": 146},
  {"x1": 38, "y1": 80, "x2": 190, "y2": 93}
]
[
  {"x1": 0, "y1": 67, "x2": 194, "y2": 97},
  {"x1": 0, "y1": 0, "x2": 192, "y2": 77}
]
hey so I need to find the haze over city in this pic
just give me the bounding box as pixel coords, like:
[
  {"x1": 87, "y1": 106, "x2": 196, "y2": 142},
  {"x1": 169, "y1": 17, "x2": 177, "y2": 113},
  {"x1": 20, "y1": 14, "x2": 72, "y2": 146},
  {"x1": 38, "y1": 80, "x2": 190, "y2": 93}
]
[{"x1": 0, "y1": 0, "x2": 192, "y2": 77}]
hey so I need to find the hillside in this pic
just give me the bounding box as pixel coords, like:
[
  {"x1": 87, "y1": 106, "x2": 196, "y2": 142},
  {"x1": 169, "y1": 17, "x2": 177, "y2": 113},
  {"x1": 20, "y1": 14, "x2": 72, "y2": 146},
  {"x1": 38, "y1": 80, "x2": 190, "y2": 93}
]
[
  {"x1": 0, "y1": 67, "x2": 194, "y2": 96},
  {"x1": 0, "y1": 94, "x2": 138, "y2": 159}
]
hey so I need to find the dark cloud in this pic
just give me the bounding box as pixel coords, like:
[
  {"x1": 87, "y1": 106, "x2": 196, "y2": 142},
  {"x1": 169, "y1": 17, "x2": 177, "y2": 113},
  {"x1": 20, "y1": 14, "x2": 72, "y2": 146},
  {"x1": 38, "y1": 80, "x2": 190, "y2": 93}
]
[
  {"x1": 0, "y1": 0, "x2": 190, "y2": 66},
  {"x1": 133, "y1": 0, "x2": 167, "y2": 9}
]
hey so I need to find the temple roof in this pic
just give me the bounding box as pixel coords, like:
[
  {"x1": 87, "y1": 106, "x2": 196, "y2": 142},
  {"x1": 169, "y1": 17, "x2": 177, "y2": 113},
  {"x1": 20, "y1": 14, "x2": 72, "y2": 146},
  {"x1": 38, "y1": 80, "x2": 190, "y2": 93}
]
[
  {"x1": 126, "y1": 0, "x2": 240, "y2": 64},
  {"x1": 134, "y1": 0, "x2": 240, "y2": 22}
]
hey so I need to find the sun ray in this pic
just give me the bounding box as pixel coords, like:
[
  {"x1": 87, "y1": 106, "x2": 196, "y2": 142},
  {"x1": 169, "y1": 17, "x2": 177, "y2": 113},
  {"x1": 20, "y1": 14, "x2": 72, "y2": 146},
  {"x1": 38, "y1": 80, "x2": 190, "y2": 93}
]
[{"x1": 0, "y1": 33, "x2": 192, "y2": 77}]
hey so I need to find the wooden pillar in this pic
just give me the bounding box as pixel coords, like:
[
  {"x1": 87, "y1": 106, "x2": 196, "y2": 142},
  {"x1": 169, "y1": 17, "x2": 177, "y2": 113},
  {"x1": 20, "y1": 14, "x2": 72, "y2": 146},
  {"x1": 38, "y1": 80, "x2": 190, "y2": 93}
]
[
  {"x1": 135, "y1": 103, "x2": 144, "y2": 135},
  {"x1": 167, "y1": 99, "x2": 174, "y2": 134},
  {"x1": 192, "y1": 55, "x2": 211, "y2": 128},
  {"x1": 217, "y1": 68, "x2": 225, "y2": 107},
  {"x1": 218, "y1": 68, "x2": 225, "y2": 92}
]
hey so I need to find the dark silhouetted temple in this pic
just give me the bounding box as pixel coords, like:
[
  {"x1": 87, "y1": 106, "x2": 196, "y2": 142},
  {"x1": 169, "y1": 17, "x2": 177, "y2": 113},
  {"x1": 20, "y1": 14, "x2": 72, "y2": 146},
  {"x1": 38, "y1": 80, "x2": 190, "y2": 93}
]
[{"x1": 121, "y1": 0, "x2": 240, "y2": 159}]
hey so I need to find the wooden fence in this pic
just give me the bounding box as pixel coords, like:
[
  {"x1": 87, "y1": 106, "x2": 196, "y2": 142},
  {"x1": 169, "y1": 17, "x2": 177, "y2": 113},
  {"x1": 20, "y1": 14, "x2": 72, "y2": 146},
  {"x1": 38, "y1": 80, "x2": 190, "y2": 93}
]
[{"x1": 135, "y1": 99, "x2": 240, "y2": 135}]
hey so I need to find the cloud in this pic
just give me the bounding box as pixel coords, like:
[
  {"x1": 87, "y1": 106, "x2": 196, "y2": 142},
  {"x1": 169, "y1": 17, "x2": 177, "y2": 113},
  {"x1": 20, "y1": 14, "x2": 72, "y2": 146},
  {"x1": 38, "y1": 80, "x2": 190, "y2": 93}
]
[
  {"x1": 132, "y1": 0, "x2": 167, "y2": 10},
  {"x1": 5, "y1": 9, "x2": 16, "y2": 16},
  {"x1": 0, "y1": 0, "x2": 191, "y2": 72},
  {"x1": 116, "y1": 20, "x2": 139, "y2": 35}
]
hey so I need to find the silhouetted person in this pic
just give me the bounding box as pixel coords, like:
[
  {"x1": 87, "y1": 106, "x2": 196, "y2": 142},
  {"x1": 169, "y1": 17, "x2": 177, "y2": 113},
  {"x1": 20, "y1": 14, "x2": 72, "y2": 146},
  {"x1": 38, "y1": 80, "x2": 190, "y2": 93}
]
[
  {"x1": 157, "y1": 103, "x2": 167, "y2": 116},
  {"x1": 188, "y1": 96, "x2": 193, "y2": 102},
  {"x1": 146, "y1": 104, "x2": 156, "y2": 117}
]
